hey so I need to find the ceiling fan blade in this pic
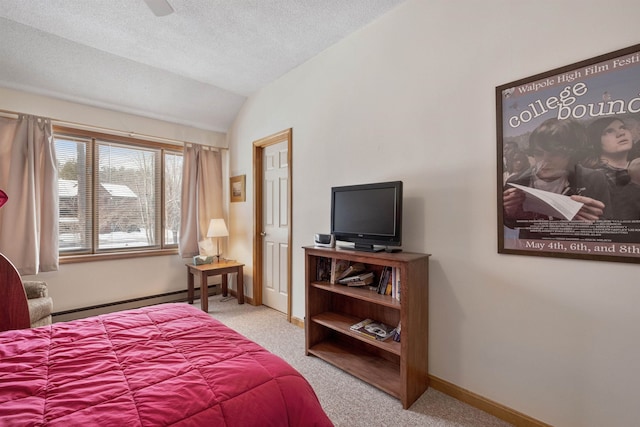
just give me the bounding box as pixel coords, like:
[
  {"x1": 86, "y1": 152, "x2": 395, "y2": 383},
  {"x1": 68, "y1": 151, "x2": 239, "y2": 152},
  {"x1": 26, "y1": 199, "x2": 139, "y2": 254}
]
[{"x1": 143, "y1": 0, "x2": 174, "y2": 17}]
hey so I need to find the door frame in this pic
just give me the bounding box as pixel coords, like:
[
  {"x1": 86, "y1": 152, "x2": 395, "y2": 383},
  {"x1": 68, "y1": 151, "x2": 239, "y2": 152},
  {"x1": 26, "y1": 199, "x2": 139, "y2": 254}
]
[{"x1": 252, "y1": 128, "x2": 292, "y2": 322}]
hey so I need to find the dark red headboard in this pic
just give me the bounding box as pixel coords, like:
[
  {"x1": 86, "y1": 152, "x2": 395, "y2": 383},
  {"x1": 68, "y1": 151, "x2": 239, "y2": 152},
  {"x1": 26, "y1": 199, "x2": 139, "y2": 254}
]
[{"x1": 0, "y1": 253, "x2": 30, "y2": 331}]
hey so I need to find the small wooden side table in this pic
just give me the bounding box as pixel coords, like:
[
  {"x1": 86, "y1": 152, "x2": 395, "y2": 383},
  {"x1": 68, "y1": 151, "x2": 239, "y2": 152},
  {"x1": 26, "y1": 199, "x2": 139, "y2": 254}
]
[{"x1": 185, "y1": 260, "x2": 245, "y2": 312}]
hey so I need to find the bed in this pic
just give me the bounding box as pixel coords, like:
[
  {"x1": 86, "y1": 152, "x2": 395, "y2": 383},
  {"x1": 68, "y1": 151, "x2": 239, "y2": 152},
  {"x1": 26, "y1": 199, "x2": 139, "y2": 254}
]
[{"x1": 0, "y1": 303, "x2": 333, "y2": 426}]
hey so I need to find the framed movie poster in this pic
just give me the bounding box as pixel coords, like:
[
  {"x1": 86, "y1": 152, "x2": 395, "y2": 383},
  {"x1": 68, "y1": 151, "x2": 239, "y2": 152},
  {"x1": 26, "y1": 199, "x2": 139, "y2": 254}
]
[{"x1": 497, "y1": 43, "x2": 640, "y2": 263}]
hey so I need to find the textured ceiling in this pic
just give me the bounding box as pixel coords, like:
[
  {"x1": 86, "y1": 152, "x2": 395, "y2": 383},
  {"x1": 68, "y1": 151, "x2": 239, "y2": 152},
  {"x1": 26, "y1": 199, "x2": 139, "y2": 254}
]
[{"x1": 0, "y1": 0, "x2": 406, "y2": 132}]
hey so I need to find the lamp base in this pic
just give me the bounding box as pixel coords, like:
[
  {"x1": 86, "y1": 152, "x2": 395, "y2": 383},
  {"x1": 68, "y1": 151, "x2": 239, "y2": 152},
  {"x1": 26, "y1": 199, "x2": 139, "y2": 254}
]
[{"x1": 216, "y1": 239, "x2": 222, "y2": 262}]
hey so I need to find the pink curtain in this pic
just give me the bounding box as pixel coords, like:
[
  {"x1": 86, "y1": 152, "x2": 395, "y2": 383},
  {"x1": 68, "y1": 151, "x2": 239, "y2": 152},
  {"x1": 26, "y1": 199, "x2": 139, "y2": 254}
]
[
  {"x1": 0, "y1": 115, "x2": 58, "y2": 274},
  {"x1": 179, "y1": 143, "x2": 223, "y2": 257}
]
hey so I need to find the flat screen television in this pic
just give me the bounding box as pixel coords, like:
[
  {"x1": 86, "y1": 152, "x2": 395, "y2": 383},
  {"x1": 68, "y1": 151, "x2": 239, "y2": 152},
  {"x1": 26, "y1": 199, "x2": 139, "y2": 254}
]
[{"x1": 330, "y1": 181, "x2": 403, "y2": 252}]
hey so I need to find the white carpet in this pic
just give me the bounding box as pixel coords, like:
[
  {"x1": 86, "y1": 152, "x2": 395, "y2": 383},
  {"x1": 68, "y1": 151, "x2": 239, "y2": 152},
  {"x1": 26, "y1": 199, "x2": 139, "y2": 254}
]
[{"x1": 198, "y1": 297, "x2": 513, "y2": 427}]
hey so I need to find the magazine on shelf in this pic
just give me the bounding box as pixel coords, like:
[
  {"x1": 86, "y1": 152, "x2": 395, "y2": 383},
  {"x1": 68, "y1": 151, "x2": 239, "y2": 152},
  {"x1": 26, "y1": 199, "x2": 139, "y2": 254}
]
[
  {"x1": 349, "y1": 318, "x2": 377, "y2": 340},
  {"x1": 350, "y1": 318, "x2": 396, "y2": 341},
  {"x1": 338, "y1": 271, "x2": 374, "y2": 285},
  {"x1": 364, "y1": 321, "x2": 396, "y2": 341},
  {"x1": 341, "y1": 276, "x2": 374, "y2": 287},
  {"x1": 350, "y1": 318, "x2": 374, "y2": 330}
]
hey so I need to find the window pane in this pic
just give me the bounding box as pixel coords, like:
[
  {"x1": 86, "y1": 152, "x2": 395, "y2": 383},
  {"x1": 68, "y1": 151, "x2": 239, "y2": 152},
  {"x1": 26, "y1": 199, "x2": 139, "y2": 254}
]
[
  {"x1": 54, "y1": 127, "x2": 183, "y2": 256},
  {"x1": 164, "y1": 151, "x2": 182, "y2": 246},
  {"x1": 55, "y1": 136, "x2": 92, "y2": 253},
  {"x1": 96, "y1": 142, "x2": 160, "y2": 250}
]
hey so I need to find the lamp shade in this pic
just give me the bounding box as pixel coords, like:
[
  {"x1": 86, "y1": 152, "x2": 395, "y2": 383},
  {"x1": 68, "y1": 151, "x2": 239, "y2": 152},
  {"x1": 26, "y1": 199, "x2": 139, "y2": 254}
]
[{"x1": 207, "y1": 218, "x2": 229, "y2": 238}]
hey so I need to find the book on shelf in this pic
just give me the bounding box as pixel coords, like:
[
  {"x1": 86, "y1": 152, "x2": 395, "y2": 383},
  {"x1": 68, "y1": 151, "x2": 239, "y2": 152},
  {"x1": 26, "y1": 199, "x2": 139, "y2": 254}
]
[
  {"x1": 377, "y1": 266, "x2": 394, "y2": 294},
  {"x1": 393, "y1": 321, "x2": 401, "y2": 342},
  {"x1": 384, "y1": 277, "x2": 392, "y2": 295},
  {"x1": 391, "y1": 268, "x2": 396, "y2": 297},
  {"x1": 376, "y1": 266, "x2": 387, "y2": 294},
  {"x1": 341, "y1": 276, "x2": 374, "y2": 287},
  {"x1": 382, "y1": 268, "x2": 396, "y2": 295},
  {"x1": 330, "y1": 259, "x2": 350, "y2": 284},
  {"x1": 339, "y1": 271, "x2": 373, "y2": 283},
  {"x1": 350, "y1": 318, "x2": 396, "y2": 341},
  {"x1": 338, "y1": 271, "x2": 374, "y2": 286},
  {"x1": 391, "y1": 268, "x2": 400, "y2": 301},
  {"x1": 316, "y1": 257, "x2": 331, "y2": 282},
  {"x1": 336, "y1": 262, "x2": 365, "y2": 281}
]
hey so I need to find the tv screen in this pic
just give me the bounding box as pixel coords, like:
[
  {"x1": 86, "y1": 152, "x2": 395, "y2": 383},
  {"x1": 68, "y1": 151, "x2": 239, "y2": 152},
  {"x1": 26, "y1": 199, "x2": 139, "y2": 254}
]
[{"x1": 331, "y1": 181, "x2": 402, "y2": 252}]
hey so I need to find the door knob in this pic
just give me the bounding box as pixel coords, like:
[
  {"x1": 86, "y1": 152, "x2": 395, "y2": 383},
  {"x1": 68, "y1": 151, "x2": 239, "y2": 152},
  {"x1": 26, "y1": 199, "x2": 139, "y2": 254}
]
[{"x1": 260, "y1": 232, "x2": 267, "y2": 236}]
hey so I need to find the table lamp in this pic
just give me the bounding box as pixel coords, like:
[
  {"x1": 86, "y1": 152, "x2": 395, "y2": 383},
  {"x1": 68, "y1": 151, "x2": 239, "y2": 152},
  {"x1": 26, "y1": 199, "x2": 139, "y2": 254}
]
[{"x1": 207, "y1": 218, "x2": 229, "y2": 261}]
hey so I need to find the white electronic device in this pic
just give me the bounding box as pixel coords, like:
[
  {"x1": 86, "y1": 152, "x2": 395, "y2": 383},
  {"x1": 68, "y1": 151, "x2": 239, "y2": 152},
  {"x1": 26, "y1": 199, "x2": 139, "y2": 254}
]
[{"x1": 314, "y1": 233, "x2": 335, "y2": 248}]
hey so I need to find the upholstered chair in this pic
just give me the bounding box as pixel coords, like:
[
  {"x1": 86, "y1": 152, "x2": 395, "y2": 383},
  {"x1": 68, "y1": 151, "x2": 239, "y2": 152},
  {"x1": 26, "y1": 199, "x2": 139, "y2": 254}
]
[
  {"x1": 0, "y1": 194, "x2": 53, "y2": 329},
  {"x1": 23, "y1": 280, "x2": 53, "y2": 327},
  {"x1": 0, "y1": 252, "x2": 53, "y2": 331}
]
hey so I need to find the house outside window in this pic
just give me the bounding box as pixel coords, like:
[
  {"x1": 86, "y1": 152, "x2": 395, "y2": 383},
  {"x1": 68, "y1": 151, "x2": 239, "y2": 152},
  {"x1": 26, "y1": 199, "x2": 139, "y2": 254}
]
[{"x1": 54, "y1": 127, "x2": 182, "y2": 258}]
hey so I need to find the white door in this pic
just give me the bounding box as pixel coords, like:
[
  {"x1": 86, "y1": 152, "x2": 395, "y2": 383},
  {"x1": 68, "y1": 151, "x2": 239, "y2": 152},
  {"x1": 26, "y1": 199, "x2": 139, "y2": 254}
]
[{"x1": 262, "y1": 140, "x2": 289, "y2": 313}]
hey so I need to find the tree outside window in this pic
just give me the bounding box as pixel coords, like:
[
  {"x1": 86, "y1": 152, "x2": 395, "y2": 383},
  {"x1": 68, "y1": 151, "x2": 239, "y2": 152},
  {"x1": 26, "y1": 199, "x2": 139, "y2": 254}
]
[{"x1": 54, "y1": 131, "x2": 182, "y2": 255}]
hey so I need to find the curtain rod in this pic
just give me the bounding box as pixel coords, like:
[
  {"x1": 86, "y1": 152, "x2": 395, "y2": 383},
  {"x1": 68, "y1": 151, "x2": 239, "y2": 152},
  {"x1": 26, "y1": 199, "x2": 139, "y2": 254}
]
[{"x1": 0, "y1": 108, "x2": 228, "y2": 150}]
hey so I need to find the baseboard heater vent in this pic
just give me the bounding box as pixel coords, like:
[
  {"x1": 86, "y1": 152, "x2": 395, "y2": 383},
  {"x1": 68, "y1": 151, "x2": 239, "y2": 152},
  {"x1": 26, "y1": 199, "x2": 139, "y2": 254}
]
[{"x1": 52, "y1": 285, "x2": 220, "y2": 322}]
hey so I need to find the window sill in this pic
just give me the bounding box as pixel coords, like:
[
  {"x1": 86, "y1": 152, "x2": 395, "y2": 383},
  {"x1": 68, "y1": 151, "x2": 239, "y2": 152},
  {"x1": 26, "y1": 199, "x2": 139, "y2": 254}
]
[{"x1": 60, "y1": 248, "x2": 179, "y2": 264}]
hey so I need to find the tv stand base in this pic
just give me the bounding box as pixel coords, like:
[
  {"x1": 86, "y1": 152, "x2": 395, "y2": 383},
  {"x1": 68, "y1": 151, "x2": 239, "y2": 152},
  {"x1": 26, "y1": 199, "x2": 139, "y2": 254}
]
[{"x1": 339, "y1": 244, "x2": 384, "y2": 252}]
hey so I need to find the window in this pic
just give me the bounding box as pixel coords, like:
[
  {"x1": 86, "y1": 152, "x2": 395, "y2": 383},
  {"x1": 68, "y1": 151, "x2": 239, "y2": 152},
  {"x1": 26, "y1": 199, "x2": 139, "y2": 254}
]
[{"x1": 54, "y1": 127, "x2": 183, "y2": 257}]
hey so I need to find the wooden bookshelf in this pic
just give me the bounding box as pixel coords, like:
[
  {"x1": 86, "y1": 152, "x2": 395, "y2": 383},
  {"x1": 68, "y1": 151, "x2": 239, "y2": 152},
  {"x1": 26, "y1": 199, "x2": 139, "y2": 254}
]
[{"x1": 304, "y1": 246, "x2": 430, "y2": 409}]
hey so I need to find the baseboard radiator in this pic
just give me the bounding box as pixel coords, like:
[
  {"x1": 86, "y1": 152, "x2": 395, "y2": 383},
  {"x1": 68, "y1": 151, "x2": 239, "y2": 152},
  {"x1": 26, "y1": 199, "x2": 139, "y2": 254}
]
[{"x1": 52, "y1": 284, "x2": 221, "y2": 323}]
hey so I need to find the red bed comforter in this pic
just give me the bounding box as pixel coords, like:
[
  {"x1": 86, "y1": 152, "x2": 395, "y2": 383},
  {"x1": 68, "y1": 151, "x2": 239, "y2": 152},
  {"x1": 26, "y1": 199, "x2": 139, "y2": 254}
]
[{"x1": 0, "y1": 303, "x2": 333, "y2": 426}]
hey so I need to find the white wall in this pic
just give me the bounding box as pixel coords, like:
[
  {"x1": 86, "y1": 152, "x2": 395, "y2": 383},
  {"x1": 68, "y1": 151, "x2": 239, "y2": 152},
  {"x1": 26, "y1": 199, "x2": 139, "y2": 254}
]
[
  {"x1": 0, "y1": 87, "x2": 227, "y2": 147},
  {"x1": 0, "y1": 86, "x2": 228, "y2": 312},
  {"x1": 226, "y1": 1, "x2": 640, "y2": 425}
]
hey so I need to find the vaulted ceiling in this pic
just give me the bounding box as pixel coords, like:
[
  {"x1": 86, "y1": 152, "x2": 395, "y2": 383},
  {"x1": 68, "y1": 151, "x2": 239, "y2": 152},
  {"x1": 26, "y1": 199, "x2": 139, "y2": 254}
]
[{"x1": 0, "y1": 0, "x2": 406, "y2": 132}]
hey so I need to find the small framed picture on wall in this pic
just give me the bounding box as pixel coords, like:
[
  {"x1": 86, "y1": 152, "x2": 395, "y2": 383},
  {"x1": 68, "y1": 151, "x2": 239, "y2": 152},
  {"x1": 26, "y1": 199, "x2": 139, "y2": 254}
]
[{"x1": 230, "y1": 175, "x2": 246, "y2": 203}]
